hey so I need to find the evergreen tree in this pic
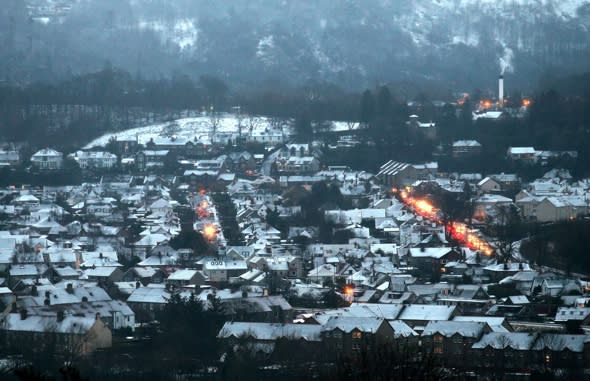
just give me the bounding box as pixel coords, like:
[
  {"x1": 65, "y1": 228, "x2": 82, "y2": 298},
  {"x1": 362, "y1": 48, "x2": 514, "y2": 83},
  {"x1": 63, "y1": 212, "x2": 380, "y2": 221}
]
[{"x1": 359, "y1": 90, "x2": 375, "y2": 125}]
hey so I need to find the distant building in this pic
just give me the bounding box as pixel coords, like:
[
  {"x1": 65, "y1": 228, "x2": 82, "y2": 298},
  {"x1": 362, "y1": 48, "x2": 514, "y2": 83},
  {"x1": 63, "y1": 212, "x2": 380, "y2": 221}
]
[
  {"x1": 452, "y1": 140, "x2": 482, "y2": 158},
  {"x1": 0, "y1": 149, "x2": 20, "y2": 167},
  {"x1": 1, "y1": 312, "x2": 112, "y2": 355},
  {"x1": 507, "y1": 147, "x2": 536, "y2": 163},
  {"x1": 31, "y1": 148, "x2": 63, "y2": 170},
  {"x1": 408, "y1": 115, "x2": 437, "y2": 140},
  {"x1": 135, "y1": 150, "x2": 169, "y2": 172},
  {"x1": 69, "y1": 151, "x2": 117, "y2": 169},
  {"x1": 113, "y1": 136, "x2": 139, "y2": 155},
  {"x1": 378, "y1": 161, "x2": 438, "y2": 187}
]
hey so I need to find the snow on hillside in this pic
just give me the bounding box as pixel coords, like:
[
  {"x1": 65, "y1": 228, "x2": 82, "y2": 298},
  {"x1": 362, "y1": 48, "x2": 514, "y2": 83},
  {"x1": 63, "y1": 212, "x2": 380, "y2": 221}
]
[
  {"x1": 84, "y1": 113, "x2": 360, "y2": 150},
  {"x1": 84, "y1": 114, "x2": 287, "y2": 149}
]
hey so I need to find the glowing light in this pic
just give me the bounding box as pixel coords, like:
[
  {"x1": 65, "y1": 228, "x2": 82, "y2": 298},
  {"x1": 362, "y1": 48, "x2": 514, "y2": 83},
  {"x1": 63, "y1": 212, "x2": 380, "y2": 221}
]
[
  {"x1": 399, "y1": 193, "x2": 495, "y2": 257},
  {"x1": 203, "y1": 224, "x2": 218, "y2": 240},
  {"x1": 522, "y1": 98, "x2": 532, "y2": 107},
  {"x1": 344, "y1": 286, "x2": 354, "y2": 303},
  {"x1": 480, "y1": 99, "x2": 493, "y2": 109},
  {"x1": 415, "y1": 199, "x2": 434, "y2": 215}
]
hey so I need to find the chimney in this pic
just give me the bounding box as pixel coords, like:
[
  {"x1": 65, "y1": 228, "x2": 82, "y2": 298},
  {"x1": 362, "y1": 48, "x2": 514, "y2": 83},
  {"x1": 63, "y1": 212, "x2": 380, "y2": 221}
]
[
  {"x1": 44, "y1": 297, "x2": 50, "y2": 306},
  {"x1": 66, "y1": 283, "x2": 74, "y2": 294},
  {"x1": 57, "y1": 310, "x2": 65, "y2": 322},
  {"x1": 31, "y1": 285, "x2": 38, "y2": 296},
  {"x1": 11, "y1": 302, "x2": 17, "y2": 313},
  {"x1": 242, "y1": 290, "x2": 248, "y2": 298},
  {"x1": 136, "y1": 281, "x2": 141, "y2": 289},
  {"x1": 498, "y1": 75, "x2": 504, "y2": 107},
  {"x1": 19, "y1": 309, "x2": 28, "y2": 320},
  {"x1": 95, "y1": 312, "x2": 101, "y2": 321}
]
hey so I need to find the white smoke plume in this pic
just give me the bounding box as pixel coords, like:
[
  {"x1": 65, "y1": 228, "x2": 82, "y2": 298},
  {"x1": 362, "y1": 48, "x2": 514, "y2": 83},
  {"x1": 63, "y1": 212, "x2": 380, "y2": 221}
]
[{"x1": 498, "y1": 44, "x2": 514, "y2": 74}]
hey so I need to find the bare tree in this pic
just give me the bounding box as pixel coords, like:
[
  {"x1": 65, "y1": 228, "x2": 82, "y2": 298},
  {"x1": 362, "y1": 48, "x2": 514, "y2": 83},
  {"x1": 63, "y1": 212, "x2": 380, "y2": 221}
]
[{"x1": 491, "y1": 204, "x2": 523, "y2": 266}]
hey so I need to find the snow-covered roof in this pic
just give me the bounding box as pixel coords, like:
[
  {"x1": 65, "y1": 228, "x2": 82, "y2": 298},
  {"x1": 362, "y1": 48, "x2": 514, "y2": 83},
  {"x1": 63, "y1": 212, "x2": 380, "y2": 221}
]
[
  {"x1": 84, "y1": 267, "x2": 118, "y2": 278},
  {"x1": 321, "y1": 316, "x2": 386, "y2": 333},
  {"x1": 452, "y1": 316, "x2": 509, "y2": 333},
  {"x1": 127, "y1": 286, "x2": 171, "y2": 304},
  {"x1": 532, "y1": 334, "x2": 587, "y2": 352},
  {"x1": 2, "y1": 313, "x2": 97, "y2": 334},
  {"x1": 218, "y1": 322, "x2": 322, "y2": 342},
  {"x1": 31, "y1": 148, "x2": 62, "y2": 158},
  {"x1": 422, "y1": 321, "x2": 487, "y2": 338},
  {"x1": 475, "y1": 193, "x2": 513, "y2": 203},
  {"x1": 389, "y1": 320, "x2": 419, "y2": 337},
  {"x1": 409, "y1": 247, "x2": 454, "y2": 259},
  {"x1": 508, "y1": 147, "x2": 536, "y2": 155},
  {"x1": 398, "y1": 304, "x2": 455, "y2": 321},
  {"x1": 472, "y1": 332, "x2": 537, "y2": 350},
  {"x1": 453, "y1": 140, "x2": 481, "y2": 147},
  {"x1": 167, "y1": 269, "x2": 198, "y2": 281}
]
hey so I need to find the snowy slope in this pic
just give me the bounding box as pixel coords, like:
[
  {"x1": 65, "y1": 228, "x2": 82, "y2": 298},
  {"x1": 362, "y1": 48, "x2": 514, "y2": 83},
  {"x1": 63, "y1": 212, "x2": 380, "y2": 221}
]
[{"x1": 15, "y1": 0, "x2": 590, "y2": 88}]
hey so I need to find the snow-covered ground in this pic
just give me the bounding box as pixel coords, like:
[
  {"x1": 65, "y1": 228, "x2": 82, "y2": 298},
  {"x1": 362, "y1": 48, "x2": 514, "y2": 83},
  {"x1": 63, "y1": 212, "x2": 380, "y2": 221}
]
[
  {"x1": 84, "y1": 113, "x2": 290, "y2": 149},
  {"x1": 84, "y1": 113, "x2": 361, "y2": 149}
]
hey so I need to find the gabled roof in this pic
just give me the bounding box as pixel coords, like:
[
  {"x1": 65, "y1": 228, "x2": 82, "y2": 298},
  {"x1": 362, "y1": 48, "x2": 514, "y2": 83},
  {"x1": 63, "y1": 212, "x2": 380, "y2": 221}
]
[
  {"x1": 472, "y1": 332, "x2": 537, "y2": 350},
  {"x1": 422, "y1": 321, "x2": 487, "y2": 338},
  {"x1": 2, "y1": 313, "x2": 98, "y2": 334},
  {"x1": 31, "y1": 148, "x2": 62, "y2": 158},
  {"x1": 532, "y1": 334, "x2": 587, "y2": 352},
  {"x1": 321, "y1": 316, "x2": 386, "y2": 333},
  {"x1": 453, "y1": 140, "x2": 481, "y2": 147},
  {"x1": 218, "y1": 322, "x2": 321, "y2": 342},
  {"x1": 409, "y1": 247, "x2": 454, "y2": 259},
  {"x1": 84, "y1": 267, "x2": 118, "y2": 278}
]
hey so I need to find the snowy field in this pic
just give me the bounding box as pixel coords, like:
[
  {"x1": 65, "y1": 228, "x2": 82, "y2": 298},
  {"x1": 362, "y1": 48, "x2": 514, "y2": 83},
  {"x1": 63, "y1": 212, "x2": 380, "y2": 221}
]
[
  {"x1": 84, "y1": 113, "x2": 290, "y2": 149},
  {"x1": 84, "y1": 113, "x2": 360, "y2": 149}
]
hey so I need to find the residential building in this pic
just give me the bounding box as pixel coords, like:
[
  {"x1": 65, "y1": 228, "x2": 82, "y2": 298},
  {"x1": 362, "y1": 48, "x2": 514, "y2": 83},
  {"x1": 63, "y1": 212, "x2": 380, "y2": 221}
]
[
  {"x1": 69, "y1": 151, "x2": 117, "y2": 169},
  {"x1": 31, "y1": 148, "x2": 63, "y2": 170},
  {"x1": 452, "y1": 140, "x2": 482, "y2": 158},
  {"x1": 1, "y1": 312, "x2": 112, "y2": 355}
]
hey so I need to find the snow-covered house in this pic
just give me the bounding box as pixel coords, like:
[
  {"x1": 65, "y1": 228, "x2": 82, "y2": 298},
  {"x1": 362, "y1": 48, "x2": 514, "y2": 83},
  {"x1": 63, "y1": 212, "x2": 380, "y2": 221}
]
[
  {"x1": 69, "y1": 151, "x2": 117, "y2": 169},
  {"x1": 31, "y1": 148, "x2": 63, "y2": 170}
]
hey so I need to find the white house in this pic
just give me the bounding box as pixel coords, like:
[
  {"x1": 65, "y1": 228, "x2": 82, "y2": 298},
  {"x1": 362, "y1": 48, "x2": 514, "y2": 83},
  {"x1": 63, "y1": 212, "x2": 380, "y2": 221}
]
[
  {"x1": 69, "y1": 151, "x2": 117, "y2": 169},
  {"x1": 31, "y1": 148, "x2": 63, "y2": 170},
  {"x1": 507, "y1": 147, "x2": 536, "y2": 163}
]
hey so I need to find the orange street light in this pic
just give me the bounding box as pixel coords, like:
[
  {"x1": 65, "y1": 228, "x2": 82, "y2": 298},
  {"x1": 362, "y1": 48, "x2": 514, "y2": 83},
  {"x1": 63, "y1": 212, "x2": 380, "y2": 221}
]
[{"x1": 203, "y1": 224, "x2": 218, "y2": 241}]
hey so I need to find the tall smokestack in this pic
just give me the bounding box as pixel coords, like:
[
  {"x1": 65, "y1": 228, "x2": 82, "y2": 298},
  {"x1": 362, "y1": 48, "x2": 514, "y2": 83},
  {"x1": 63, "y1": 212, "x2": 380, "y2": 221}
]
[{"x1": 499, "y1": 75, "x2": 504, "y2": 107}]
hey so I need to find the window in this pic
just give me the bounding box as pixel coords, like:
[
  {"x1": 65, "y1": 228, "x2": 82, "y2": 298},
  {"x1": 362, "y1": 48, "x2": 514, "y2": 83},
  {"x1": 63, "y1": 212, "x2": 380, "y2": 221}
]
[
  {"x1": 333, "y1": 331, "x2": 342, "y2": 339},
  {"x1": 352, "y1": 343, "x2": 361, "y2": 351},
  {"x1": 352, "y1": 331, "x2": 362, "y2": 340},
  {"x1": 434, "y1": 335, "x2": 443, "y2": 343},
  {"x1": 434, "y1": 347, "x2": 443, "y2": 354}
]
